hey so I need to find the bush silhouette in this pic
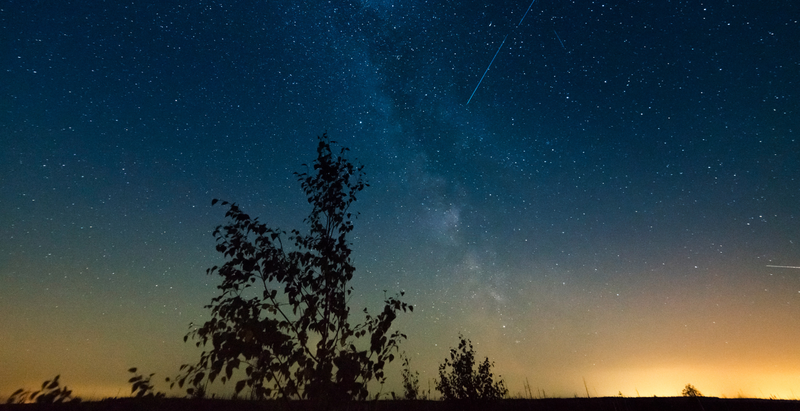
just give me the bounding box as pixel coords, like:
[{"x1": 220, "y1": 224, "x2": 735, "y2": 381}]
[
  {"x1": 400, "y1": 355, "x2": 421, "y2": 400},
  {"x1": 436, "y1": 334, "x2": 507, "y2": 401},
  {"x1": 174, "y1": 133, "x2": 411, "y2": 403},
  {"x1": 682, "y1": 383, "x2": 702, "y2": 397},
  {"x1": 128, "y1": 368, "x2": 165, "y2": 398},
  {"x1": 6, "y1": 375, "x2": 81, "y2": 404}
]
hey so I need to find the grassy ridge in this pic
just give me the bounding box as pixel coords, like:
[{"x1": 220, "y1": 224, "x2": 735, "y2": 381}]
[{"x1": 3, "y1": 397, "x2": 800, "y2": 411}]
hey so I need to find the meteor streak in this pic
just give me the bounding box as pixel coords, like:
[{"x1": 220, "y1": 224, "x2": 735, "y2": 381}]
[
  {"x1": 466, "y1": 34, "x2": 508, "y2": 105},
  {"x1": 766, "y1": 265, "x2": 800, "y2": 269},
  {"x1": 467, "y1": 0, "x2": 538, "y2": 105},
  {"x1": 518, "y1": 0, "x2": 537, "y2": 27},
  {"x1": 554, "y1": 30, "x2": 565, "y2": 49}
]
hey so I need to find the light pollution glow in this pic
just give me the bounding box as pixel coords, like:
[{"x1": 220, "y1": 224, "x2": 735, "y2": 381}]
[{"x1": 4, "y1": 256, "x2": 800, "y2": 400}]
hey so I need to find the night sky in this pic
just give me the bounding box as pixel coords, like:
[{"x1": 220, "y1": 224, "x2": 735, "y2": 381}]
[{"x1": 2, "y1": 0, "x2": 799, "y2": 400}]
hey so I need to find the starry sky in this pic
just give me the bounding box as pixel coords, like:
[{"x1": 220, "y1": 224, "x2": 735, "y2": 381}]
[{"x1": 2, "y1": 0, "x2": 799, "y2": 400}]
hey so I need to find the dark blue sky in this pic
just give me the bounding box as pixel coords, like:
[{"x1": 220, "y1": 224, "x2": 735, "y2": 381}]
[{"x1": 2, "y1": 0, "x2": 799, "y2": 398}]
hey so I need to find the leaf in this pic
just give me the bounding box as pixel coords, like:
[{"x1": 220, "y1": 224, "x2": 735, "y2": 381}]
[
  {"x1": 235, "y1": 380, "x2": 246, "y2": 394},
  {"x1": 48, "y1": 376, "x2": 61, "y2": 390},
  {"x1": 193, "y1": 372, "x2": 206, "y2": 387},
  {"x1": 225, "y1": 359, "x2": 239, "y2": 379}
]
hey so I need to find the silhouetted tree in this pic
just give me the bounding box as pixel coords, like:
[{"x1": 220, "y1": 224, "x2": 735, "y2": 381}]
[
  {"x1": 682, "y1": 383, "x2": 702, "y2": 397},
  {"x1": 173, "y1": 133, "x2": 411, "y2": 404},
  {"x1": 436, "y1": 334, "x2": 507, "y2": 401},
  {"x1": 6, "y1": 375, "x2": 81, "y2": 404}
]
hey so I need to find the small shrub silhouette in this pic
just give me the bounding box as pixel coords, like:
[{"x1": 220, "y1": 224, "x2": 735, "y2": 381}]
[
  {"x1": 174, "y1": 133, "x2": 412, "y2": 404},
  {"x1": 682, "y1": 383, "x2": 702, "y2": 397},
  {"x1": 436, "y1": 334, "x2": 507, "y2": 401},
  {"x1": 128, "y1": 368, "x2": 165, "y2": 398},
  {"x1": 6, "y1": 375, "x2": 81, "y2": 404},
  {"x1": 400, "y1": 354, "x2": 421, "y2": 400}
]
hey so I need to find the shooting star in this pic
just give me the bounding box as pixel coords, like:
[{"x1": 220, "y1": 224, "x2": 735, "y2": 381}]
[
  {"x1": 554, "y1": 30, "x2": 566, "y2": 49},
  {"x1": 766, "y1": 265, "x2": 800, "y2": 269},
  {"x1": 467, "y1": 0, "x2": 538, "y2": 105},
  {"x1": 518, "y1": 0, "x2": 537, "y2": 27},
  {"x1": 467, "y1": 34, "x2": 508, "y2": 105}
]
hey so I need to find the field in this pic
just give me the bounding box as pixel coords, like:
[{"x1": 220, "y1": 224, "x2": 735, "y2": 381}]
[{"x1": 3, "y1": 397, "x2": 800, "y2": 411}]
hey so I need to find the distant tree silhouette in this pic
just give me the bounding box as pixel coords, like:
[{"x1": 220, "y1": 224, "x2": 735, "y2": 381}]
[
  {"x1": 173, "y1": 133, "x2": 411, "y2": 404},
  {"x1": 6, "y1": 375, "x2": 81, "y2": 404},
  {"x1": 682, "y1": 383, "x2": 702, "y2": 397},
  {"x1": 436, "y1": 334, "x2": 507, "y2": 401}
]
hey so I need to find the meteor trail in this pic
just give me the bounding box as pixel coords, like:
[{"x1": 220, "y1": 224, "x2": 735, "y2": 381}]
[
  {"x1": 467, "y1": 0, "x2": 538, "y2": 105},
  {"x1": 467, "y1": 34, "x2": 508, "y2": 105},
  {"x1": 766, "y1": 265, "x2": 800, "y2": 269},
  {"x1": 554, "y1": 30, "x2": 565, "y2": 49},
  {"x1": 518, "y1": 0, "x2": 537, "y2": 27}
]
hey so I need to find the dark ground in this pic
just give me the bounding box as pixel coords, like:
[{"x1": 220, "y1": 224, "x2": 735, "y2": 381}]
[{"x1": 2, "y1": 397, "x2": 800, "y2": 411}]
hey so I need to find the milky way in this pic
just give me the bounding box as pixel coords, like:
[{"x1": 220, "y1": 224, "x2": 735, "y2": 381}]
[{"x1": 1, "y1": 0, "x2": 798, "y2": 399}]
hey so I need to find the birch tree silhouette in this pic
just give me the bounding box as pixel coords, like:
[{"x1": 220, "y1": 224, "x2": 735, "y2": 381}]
[{"x1": 173, "y1": 133, "x2": 411, "y2": 404}]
